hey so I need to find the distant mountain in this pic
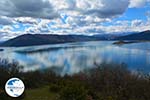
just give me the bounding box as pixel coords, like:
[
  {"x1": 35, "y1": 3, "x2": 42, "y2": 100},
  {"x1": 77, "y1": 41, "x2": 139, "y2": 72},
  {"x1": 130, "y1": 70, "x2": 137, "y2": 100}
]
[
  {"x1": 93, "y1": 34, "x2": 122, "y2": 40},
  {"x1": 93, "y1": 34, "x2": 113, "y2": 40},
  {"x1": 116, "y1": 30, "x2": 150, "y2": 40},
  {"x1": 93, "y1": 32, "x2": 136, "y2": 40},
  {"x1": 0, "y1": 34, "x2": 101, "y2": 47}
]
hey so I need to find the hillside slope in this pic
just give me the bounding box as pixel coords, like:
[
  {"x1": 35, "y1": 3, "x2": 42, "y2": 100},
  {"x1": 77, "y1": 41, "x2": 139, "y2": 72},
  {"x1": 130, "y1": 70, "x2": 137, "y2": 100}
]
[
  {"x1": 0, "y1": 34, "x2": 100, "y2": 47},
  {"x1": 116, "y1": 30, "x2": 150, "y2": 40}
]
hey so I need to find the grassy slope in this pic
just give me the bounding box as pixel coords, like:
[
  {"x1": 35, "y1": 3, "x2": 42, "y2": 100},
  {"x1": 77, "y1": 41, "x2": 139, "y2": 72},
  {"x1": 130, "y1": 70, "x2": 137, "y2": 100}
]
[{"x1": 24, "y1": 86, "x2": 57, "y2": 100}]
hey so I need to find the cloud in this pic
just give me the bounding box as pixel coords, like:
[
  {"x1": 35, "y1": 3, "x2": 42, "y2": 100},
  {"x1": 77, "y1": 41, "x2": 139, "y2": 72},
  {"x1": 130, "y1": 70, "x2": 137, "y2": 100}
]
[
  {"x1": 0, "y1": 25, "x2": 18, "y2": 41},
  {"x1": 131, "y1": 19, "x2": 143, "y2": 26},
  {"x1": 51, "y1": 0, "x2": 129, "y2": 18},
  {"x1": 0, "y1": 0, "x2": 130, "y2": 19},
  {"x1": 0, "y1": 16, "x2": 13, "y2": 25},
  {"x1": 82, "y1": 0, "x2": 129, "y2": 18},
  {"x1": 0, "y1": 0, "x2": 59, "y2": 19},
  {"x1": 146, "y1": 11, "x2": 150, "y2": 16},
  {"x1": 14, "y1": 17, "x2": 39, "y2": 25},
  {"x1": 0, "y1": 0, "x2": 130, "y2": 29},
  {"x1": 24, "y1": 19, "x2": 52, "y2": 34},
  {"x1": 129, "y1": 0, "x2": 149, "y2": 8}
]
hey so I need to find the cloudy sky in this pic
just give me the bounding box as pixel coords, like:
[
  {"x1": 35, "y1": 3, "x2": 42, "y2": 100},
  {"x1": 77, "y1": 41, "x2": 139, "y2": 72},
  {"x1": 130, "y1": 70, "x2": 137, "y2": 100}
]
[{"x1": 0, "y1": 0, "x2": 150, "y2": 41}]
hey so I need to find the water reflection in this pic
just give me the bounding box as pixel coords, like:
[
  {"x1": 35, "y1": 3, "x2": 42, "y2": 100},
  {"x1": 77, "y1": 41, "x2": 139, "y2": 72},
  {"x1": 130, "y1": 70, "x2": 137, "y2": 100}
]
[{"x1": 0, "y1": 41, "x2": 150, "y2": 75}]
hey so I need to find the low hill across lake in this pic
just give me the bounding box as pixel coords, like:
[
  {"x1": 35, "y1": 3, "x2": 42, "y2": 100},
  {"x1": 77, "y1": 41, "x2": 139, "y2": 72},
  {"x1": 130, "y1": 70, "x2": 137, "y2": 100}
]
[
  {"x1": 116, "y1": 30, "x2": 150, "y2": 40},
  {"x1": 0, "y1": 34, "x2": 100, "y2": 47}
]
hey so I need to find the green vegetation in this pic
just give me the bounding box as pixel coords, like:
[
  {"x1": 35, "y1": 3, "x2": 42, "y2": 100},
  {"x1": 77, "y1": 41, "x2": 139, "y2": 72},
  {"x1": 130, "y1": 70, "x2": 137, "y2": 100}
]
[
  {"x1": 0, "y1": 59, "x2": 150, "y2": 100},
  {"x1": 25, "y1": 86, "x2": 58, "y2": 100}
]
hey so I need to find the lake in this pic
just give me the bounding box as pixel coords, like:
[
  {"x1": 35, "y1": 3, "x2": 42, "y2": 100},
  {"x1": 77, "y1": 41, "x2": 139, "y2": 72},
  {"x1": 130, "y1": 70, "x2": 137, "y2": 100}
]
[{"x1": 0, "y1": 41, "x2": 150, "y2": 75}]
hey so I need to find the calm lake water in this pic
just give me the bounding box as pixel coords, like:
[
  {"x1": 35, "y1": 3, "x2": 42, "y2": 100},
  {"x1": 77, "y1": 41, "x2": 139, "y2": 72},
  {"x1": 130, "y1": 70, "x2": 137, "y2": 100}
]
[{"x1": 0, "y1": 41, "x2": 150, "y2": 75}]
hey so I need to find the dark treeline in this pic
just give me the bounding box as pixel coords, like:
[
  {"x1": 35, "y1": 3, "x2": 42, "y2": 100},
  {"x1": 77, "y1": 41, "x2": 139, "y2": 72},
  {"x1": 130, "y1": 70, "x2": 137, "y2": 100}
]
[{"x1": 0, "y1": 58, "x2": 150, "y2": 100}]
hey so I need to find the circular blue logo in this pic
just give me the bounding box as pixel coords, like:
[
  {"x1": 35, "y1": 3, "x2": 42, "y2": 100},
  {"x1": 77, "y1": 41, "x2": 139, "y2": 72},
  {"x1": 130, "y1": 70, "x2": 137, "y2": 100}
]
[{"x1": 5, "y1": 78, "x2": 25, "y2": 97}]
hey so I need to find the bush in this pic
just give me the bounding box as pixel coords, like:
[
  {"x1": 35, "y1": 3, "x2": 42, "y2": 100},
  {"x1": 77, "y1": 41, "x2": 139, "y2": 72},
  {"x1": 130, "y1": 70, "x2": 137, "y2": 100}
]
[
  {"x1": 0, "y1": 59, "x2": 23, "y2": 89},
  {"x1": 49, "y1": 84, "x2": 61, "y2": 93},
  {"x1": 59, "y1": 82, "x2": 87, "y2": 100}
]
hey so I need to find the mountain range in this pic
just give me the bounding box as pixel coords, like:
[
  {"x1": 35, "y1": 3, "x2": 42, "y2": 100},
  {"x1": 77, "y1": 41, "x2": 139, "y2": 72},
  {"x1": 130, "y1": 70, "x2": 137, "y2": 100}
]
[{"x1": 0, "y1": 30, "x2": 150, "y2": 47}]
